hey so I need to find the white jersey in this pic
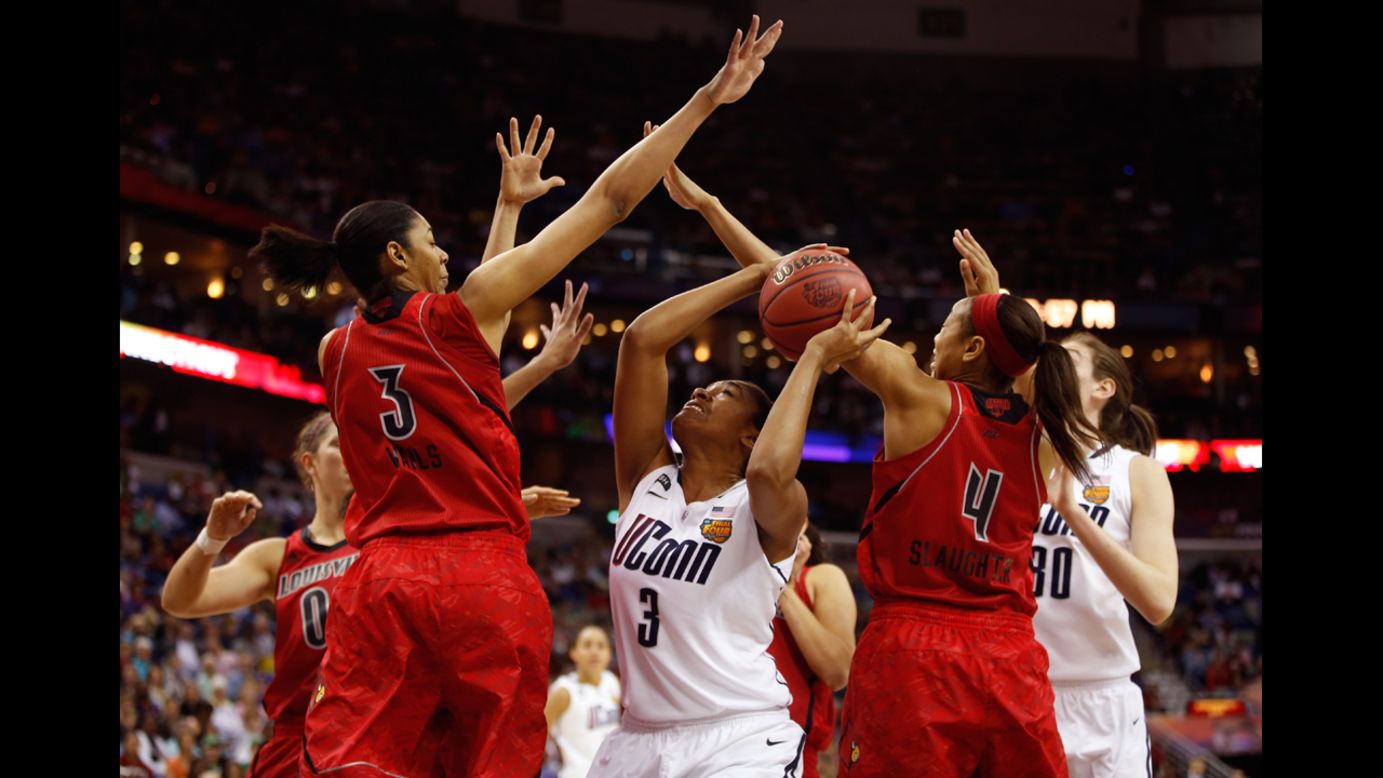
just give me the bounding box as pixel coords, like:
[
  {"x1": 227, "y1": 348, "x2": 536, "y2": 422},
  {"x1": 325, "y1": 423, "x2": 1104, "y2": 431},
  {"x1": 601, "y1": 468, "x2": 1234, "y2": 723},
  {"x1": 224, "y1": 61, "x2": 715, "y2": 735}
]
[
  {"x1": 608, "y1": 465, "x2": 793, "y2": 726},
  {"x1": 1032, "y1": 444, "x2": 1143, "y2": 683},
  {"x1": 551, "y1": 671, "x2": 622, "y2": 778}
]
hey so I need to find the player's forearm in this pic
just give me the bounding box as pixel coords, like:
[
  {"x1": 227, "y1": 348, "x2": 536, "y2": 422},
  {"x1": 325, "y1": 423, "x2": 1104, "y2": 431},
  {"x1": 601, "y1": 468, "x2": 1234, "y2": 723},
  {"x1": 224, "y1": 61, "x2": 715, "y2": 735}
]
[
  {"x1": 161, "y1": 545, "x2": 218, "y2": 616},
  {"x1": 594, "y1": 89, "x2": 718, "y2": 219},
  {"x1": 747, "y1": 348, "x2": 822, "y2": 488},
  {"x1": 482, "y1": 195, "x2": 524, "y2": 264},
  {"x1": 1059, "y1": 503, "x2": 1177, "y2": 624},
  {"x1": 623, "y1": 264, "x2": 765, "y2": 354},
  {"x1": 502, "y1": 354, "x2": 559, "y2": 410},
  {"x1": 779, "y1": 587, "x2": 853, "y2": 689},
  {"x1": 697, "y1": 196, "x2": 779, "y2": 268}
]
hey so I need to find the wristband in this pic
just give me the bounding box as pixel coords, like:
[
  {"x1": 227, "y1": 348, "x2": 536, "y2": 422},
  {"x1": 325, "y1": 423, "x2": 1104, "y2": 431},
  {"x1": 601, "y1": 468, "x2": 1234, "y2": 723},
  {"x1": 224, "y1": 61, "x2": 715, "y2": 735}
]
[{"x1": 195, "y1": 526, "x2": 229, "y2": 556}]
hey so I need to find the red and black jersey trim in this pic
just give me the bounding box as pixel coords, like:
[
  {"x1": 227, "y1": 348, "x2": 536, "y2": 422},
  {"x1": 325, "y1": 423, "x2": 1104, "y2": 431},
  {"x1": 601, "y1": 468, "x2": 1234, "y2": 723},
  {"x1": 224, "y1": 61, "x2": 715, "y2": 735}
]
[
  {"x1": 299, "y1": 527, "x2": 351, "y2": 553},
  {"x1": 964, "y1": 384, "x2": 1030, "y2": 425},
  {"x1": 361, "y1": 289, "x2": 417, "y2": 324}
]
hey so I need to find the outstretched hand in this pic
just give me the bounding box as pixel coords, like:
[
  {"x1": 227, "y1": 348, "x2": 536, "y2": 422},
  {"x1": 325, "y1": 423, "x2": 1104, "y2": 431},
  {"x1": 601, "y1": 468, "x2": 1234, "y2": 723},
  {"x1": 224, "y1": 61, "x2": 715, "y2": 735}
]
[
  {"x1": 523, "y1": 485, "x2": 581, "y2": 519},
  {"x1": 953, "y1": 228, "x2": 1000, "y2": 296},
  {"x1": 496, "y1": 115, "x2": 566, "y2": 205},
  {"x1": 803, "y1": 289, "x2": 892, "y2": 372},
  {"x1": 537, "y1": 280, "x2": 595, "y2": 369},
  {"x1": 703, "y1": 15, "x2": 784, "y2": 106}
]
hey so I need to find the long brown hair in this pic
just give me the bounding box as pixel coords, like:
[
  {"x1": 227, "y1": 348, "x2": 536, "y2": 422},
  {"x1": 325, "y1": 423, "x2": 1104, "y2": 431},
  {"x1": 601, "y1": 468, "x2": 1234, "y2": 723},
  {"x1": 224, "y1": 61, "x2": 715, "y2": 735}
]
[
  {"x1": 962, "y1": 296, "x2": 1100, "y2": 483},
  {"x1": 1064, "y1": 332, "x2": 1158, "y2": 456}
]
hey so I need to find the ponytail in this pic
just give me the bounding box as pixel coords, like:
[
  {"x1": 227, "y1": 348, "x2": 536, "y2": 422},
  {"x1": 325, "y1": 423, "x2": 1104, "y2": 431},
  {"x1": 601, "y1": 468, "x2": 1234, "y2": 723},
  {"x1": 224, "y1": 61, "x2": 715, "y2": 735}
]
[
  {"x1": 251, "y1": 200, "x2": 421, "y2": 301},
  {"x1": 251, "y1": 226, "x2": 338, "y2": 292},
  {"x1": 1032, "y1": 340, "x2": 1100, "y2": 483}
]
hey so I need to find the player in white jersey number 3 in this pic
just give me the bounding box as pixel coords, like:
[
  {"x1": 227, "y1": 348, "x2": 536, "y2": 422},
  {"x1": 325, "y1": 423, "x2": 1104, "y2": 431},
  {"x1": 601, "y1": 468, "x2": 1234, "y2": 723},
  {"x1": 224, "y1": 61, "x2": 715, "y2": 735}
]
[{"x1": 595, "y1": 235, "x2": 853, "y2": 775}]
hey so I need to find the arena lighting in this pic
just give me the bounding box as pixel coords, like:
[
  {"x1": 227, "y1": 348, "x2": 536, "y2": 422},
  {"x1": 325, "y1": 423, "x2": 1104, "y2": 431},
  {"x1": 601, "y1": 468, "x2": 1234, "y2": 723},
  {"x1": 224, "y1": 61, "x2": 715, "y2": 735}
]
[
  {"x1": 737, "y1": 330, "x2": 754, "y2": 344},
  {"x1": 593, "y1": 323, "x2": 609, "y2": 337},
  {"x1": 596, "y1": 415, "x2": 1258, "y2": 470},
  {"x1": 119, "y1": 321, "x2": 326, "y2": 404},
  {"x1": 129, "y1": 241, "x2": 144, "y2": 255},
  {"x1": 766, "y1": 355, "x2": 781, "y2": 369},
  {"x1": 1153, "y1": 439, "x2": 1210, "y2": 472},
  {"x1": 207, "y1": 279, "x2": 225, "y2": 299},
  {"x1": 743, "y1": 345, "x2": 758, "y2": 358},
  {"x1": 1187, "y1": 699, "x2": 1247, "y2": 718},
  {"x1": 1024, "y1": 298, "x2": 1079, "y2": 329},
  {"x1": 607, "y1": 510, "x2": 620, "y2": 524},
  {"x1": 164, "y1": 251, "x2": 180, "y2": 266},
  {"x1": 611, "y1": 319, "x2": 626, "y2": 333},
  {"x1": 521, "y1": 329, "x2": 540, "y2": 350},
  {"x1": 693, "y1": 343, "x2": 711, "y2": 363},
  {"x1": 1211, "y1": 440, "x2": 1262, "y2": 471},
  {"x1": 1080, "y1": 300, "x2": 1116, "y2": 329},
  {"x1": 760, "y1": 338, "x2": 774, "y2": 351}
]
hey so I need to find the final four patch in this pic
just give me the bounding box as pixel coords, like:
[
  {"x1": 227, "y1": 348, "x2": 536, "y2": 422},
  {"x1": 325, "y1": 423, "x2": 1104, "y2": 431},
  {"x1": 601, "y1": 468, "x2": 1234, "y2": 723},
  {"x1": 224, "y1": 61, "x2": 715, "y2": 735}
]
[
  {"x1": 700, "y1": 518, "x2": 733, "y2": 543},
  {"x1": 1083, "y1": 485, "x2": 1111, "y2": 504}
]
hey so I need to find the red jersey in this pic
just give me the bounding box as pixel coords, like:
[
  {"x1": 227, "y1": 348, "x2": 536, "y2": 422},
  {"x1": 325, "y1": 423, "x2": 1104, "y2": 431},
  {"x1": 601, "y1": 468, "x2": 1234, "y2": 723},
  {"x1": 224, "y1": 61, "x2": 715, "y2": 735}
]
[
  {"x1": 858, "y1": 381, "x2": 1045, "y2": 617},
  {"x1": 321, "y1": 290, "x2": 528, "y2": 546},
  {"x1": 262, "y1": 527, "x2": 359, "y2": 723},
  {"x1": 766, "y1": 565, "x2": 835, "y2": 775}
]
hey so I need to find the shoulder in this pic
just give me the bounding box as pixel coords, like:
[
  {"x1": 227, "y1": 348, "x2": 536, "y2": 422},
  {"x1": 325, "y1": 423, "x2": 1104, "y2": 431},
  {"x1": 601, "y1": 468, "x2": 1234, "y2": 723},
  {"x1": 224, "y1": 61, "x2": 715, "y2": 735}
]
[
  {"x1": 236, "y1": 537, "x2": 289, "y2": 578},
  {"x1": 1128, "y1": 453, "x2": 1170, "y2": 485},
  {"x1": 549, "y1": 673, "x2": 575, "y2": 693},
  {"x1": 806, "y1": 563, "x2": 851, "y2": 596},
  {"x1": 318, "y1": 327, "x2": 340, "y2": 370}
]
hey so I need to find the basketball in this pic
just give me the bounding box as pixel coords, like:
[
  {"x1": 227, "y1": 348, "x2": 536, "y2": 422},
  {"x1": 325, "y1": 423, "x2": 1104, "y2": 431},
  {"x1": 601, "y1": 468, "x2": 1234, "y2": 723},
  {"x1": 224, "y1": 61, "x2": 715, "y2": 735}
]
[{"x1": 758, "y1": 249, "x2": 874, "y2": 361}]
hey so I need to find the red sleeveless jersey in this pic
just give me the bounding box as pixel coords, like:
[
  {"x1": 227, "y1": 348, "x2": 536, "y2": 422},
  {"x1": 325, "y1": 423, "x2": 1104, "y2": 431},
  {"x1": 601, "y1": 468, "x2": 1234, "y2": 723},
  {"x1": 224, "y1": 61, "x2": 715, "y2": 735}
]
[
  {"x1": 262, "y1": 528, "x2": 359, "y2": 723},
  {"x1": 858, "y1": 381, "x2": 1045, "y2": 617},
  {"x1": 767, "y1": 566, "x2": 835, "y2": 767},
  {"x1": 321, "y1": 290, "x2": 528, "y2": 546}
]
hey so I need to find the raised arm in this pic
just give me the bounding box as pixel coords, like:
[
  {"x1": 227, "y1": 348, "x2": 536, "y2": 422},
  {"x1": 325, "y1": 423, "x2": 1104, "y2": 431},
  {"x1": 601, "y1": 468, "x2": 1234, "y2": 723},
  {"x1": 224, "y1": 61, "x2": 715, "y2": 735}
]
[
  {"x1": 750, "y1": 291, "x2": 891, "y2": 561},
  {"x1": 461, "y1": 16, "x2": 785, "y2": 354},
  {"x1": 1044, "y1": 457, "x2": 1179, "y2": 624},
  {"x1": 502, "y1": 280, "x2": 594, "y2": 410},
  {"x1": 483, "y1": 115, "x2": 567, "y2": 265},
  {"x1": 161, "y1": 492, "x2": 282, "y2": 618},
  {"x1": 642, "y1": 121, "x2": 780, "y2": 267},
  {"x1": 614, "y1": 262, "x2": 772, "y2": 510}
]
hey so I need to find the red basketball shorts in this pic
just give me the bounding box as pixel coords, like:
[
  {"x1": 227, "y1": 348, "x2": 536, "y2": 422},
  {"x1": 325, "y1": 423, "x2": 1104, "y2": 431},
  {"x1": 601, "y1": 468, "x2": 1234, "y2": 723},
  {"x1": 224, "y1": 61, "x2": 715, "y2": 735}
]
[
  {"x1": 838, "y1": 601, "x2": 1066, "y2": 778},
  {"x1": 302, "y1": 532, "x2": 553, "y2": 777}
]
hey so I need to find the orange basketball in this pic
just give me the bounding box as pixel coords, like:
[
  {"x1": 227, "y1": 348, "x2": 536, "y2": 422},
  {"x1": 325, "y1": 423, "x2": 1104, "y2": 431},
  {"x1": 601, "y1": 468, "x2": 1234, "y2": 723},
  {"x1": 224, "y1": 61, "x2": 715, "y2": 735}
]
[{"x1": 758, "y1": 249, "x2": 874, "y2": 361}]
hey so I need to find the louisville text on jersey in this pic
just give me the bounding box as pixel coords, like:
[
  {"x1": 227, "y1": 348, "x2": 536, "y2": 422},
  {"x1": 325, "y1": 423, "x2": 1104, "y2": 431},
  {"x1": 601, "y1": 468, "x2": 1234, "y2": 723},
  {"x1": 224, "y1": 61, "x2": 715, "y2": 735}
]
[
  {"x1": 907, "y1": 540, "x2": 1017, "y2": 584},
  {"x1": 611, "y1": 514, "x2": 723, "y2": 585},
  {"x1": 278, "y1": 553, "x2": 361, "y2": 599}
]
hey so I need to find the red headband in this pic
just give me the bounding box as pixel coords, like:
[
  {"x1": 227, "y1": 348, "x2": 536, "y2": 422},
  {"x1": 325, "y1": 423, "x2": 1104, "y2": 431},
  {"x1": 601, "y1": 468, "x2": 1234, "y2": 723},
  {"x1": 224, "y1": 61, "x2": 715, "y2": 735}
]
[
  {"x1": 301, "y1": 414, "x2": 333, "y2": 453},
  {"x1": 971, "y1": 293, "x2": 1033, "y2": 378}
]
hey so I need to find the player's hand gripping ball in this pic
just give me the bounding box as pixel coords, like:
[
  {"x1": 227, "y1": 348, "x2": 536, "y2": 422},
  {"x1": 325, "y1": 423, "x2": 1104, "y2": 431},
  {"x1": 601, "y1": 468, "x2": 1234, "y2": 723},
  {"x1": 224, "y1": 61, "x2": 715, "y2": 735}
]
[{"x1": 759, "y1": 246, "x2": 874, "y2": 361}]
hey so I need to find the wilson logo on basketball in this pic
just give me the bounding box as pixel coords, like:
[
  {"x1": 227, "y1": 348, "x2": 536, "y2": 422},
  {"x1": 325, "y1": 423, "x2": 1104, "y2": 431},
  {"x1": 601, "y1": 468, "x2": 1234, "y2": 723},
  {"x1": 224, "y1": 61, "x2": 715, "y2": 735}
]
[
  {"x1": 700, "y1": 518, "x2": 733, "y2": 543},
  {"x1": 772, "y1": 253, "x2": 849, "y2": 285},
  {"x1": 1083, "y1": 485, "x2": 1110, "y2": 504},
  {"x1": 984, "y1": 397, "x2": 1012, "y2": 416},
  {"x1": 802, "y1": 277, "x2": 844, "y2": 309}
]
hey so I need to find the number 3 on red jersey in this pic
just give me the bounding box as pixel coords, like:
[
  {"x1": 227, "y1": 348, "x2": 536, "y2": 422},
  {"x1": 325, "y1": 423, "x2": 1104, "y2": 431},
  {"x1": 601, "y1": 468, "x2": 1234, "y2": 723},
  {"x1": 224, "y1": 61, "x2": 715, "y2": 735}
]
[{"x1": 369, "y1": 365, "x2": 417, "y2": 440}]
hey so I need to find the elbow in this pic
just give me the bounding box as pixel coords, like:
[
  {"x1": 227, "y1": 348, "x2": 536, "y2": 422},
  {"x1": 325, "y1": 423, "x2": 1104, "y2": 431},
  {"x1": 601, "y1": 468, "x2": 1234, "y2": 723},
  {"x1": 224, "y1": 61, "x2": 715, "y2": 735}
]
[
  {"x1": 824, "y1": 664, "x2": 850, "y2": 692},
  {"x1": 1141, "y1": 593, "x2": 1176, "y2": 626},
  {"x1": 160, "y1": 591, "x2": 189, "y2": 619},
  {"x1": 619, "y1": 319, "x2": 658, "y2": 354},
  {"x1": 745, "y1": 461, "x2": 791, "y2": 493}
]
